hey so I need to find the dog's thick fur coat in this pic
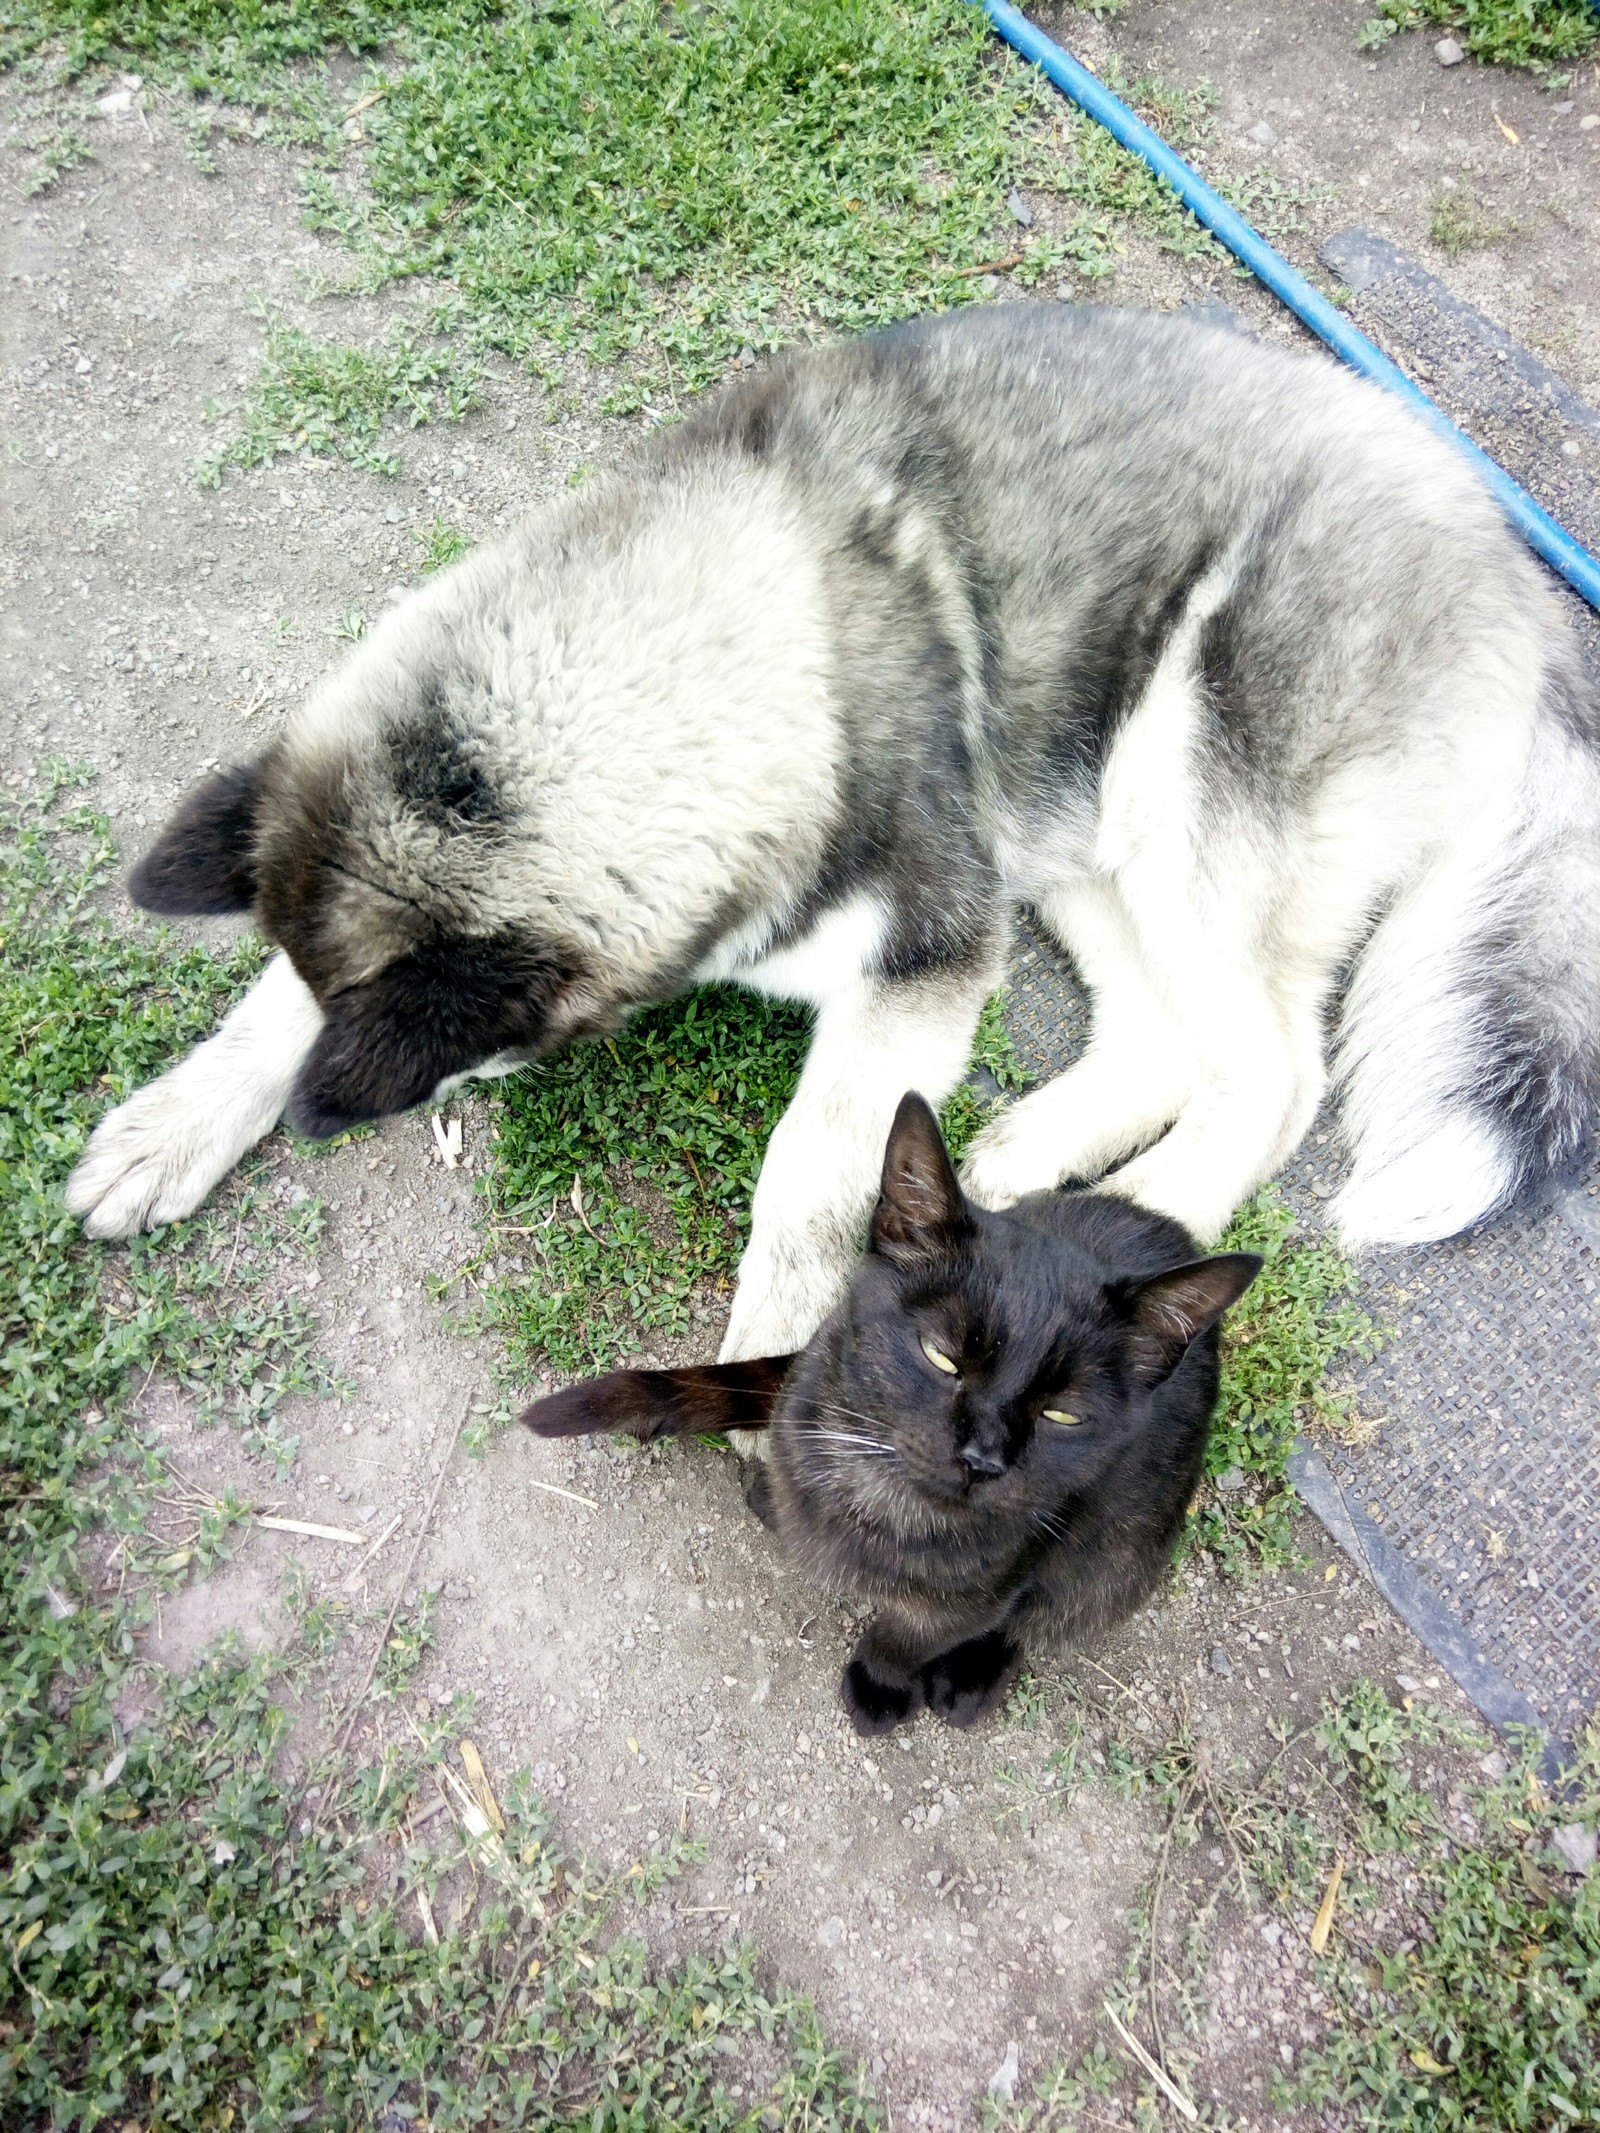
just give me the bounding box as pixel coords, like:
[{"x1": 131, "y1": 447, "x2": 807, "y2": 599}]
[{"x1": 68, "y1": 306, "x2": 1600, "y2": 1363}]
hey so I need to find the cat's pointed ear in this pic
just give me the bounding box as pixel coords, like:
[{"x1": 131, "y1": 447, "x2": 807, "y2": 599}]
[
  {"x1": 127, "y1": 761, "x2": 266, "y2": 915},
  {"x1": 870, "y1": 1091, "x2": 968, "y2": 1266},
  {"x1": 1122, "y1": 1252, "x2": 1262, "y2": 1388},
  {"x1": 521, "y1": 1357, "x2": 793, "y2": 1443}
]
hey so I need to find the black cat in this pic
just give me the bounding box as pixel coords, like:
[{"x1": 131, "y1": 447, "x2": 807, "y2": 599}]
[{"x1": 523, "y1": 1093, "x2": 1260, "y2": 1735}]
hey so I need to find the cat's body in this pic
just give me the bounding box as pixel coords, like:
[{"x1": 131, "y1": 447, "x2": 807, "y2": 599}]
[{"x1": 526, "y1": 1094, "x2": 1259, "y2": 1733}]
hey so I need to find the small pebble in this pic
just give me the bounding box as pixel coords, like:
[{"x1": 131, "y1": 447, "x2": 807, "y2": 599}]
[
  {"x1": 1550, "y1": 100, "x2": 1574, "y2": 114},
  {"x1": 1552, "y1": 1823, "x2": 1596, "y2": 1876},
  {"x1": 817, "y1": 1915, "x2": 844, "y2": 1948},
  {"x1": 1581, "y1": 113, "x2": 1600, "y2": 132},
  {"x1": 1247, "y1": 121, "x2": 1279, "y2": 147},
  {"x1": 1434, "y1": 35, "x2": 1465, "y2": 65},
  {"x1": 1007, "y1": 187, "x2": 1034, "y2": 228},
  {"x1": 1210, "y1": 1646, "x2": 1233, "y2": 1677}
]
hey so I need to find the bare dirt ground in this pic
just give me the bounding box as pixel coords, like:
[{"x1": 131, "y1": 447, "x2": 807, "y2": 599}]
[{"x1": 3, "y1": 4, "x2": 1596, "y2": 2124}]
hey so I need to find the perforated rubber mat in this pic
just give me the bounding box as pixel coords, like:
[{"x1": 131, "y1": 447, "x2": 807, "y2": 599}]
[{"x1": 1001, "y1": 928, "x2": 1600, "y2": 1761}]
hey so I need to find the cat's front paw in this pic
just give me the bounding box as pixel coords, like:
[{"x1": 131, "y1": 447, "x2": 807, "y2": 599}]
[
  {"x1": 922, "y1": 1629, "x2": 1021, "y2": 1729},
  {"x1": 744, "y1": 1463, "x2": 779, "y2": 1531},
  {"x1": 841, "y1": 1651, "x2": 925, "y2": 1736}
]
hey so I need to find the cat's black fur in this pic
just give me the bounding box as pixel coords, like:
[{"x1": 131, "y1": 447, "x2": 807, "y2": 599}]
[{"x1": 524, "y1": 1093, "x2": 1259, "y2": 1735}]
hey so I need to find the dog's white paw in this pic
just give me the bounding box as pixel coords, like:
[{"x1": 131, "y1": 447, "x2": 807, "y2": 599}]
[
  {"x1": 959, "y1": 1110, "x2": 1049, "y2": 1210},
  {"x1": 65, "y1": 1077, "x2": 257, "y2": 1239}
]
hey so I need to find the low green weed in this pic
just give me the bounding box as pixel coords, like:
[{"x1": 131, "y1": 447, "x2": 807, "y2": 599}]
[
  {"x1": 1359, "y1": 0, "x2": 1598, "y2": 69},
  {"x1": 1428, "y1": 179, "x2": 1519, "y2": 258},
  {"x1": 200, "y1": 308, "x2": 478, "y2": 483},
  {"x1": 414, "y1": 515, "x2": 475, "y2": 573}
]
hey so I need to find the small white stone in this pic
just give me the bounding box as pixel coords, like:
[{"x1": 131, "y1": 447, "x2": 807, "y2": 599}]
[
  {"x1": 1247, "y1": 120, "x2": 1279, "y2": 146},
  {"x1": 988, "y1": 2041, "x2": 1021, "y2": 2104},
  {"x1": 1580, "y1": 113, "x2": 1600, "y2": 131},
  {"x1": 1553, "y1": 1823, "x2": 1596, "y2": 1876},
  {"x1": 1434, "y1": 36, "x2": 1465, "y2": 65}
]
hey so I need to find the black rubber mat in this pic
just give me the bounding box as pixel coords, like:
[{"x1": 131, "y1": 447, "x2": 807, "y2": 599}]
[{"x1": 1001, "y1": 930, "x2": 1600, "y2": 1764}]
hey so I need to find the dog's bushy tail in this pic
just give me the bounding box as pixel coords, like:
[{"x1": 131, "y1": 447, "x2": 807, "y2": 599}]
[{"x1": 1333, "y1": 662, "x2": 1600, "y2": 1246}]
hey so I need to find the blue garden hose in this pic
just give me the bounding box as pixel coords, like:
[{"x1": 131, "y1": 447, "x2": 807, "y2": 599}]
[{"x1": 979, "y1": 0, "x2": 1600, "y2": 614}]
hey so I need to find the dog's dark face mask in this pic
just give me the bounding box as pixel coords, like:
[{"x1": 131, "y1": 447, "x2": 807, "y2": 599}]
[{"x1": 129, "y1": 754, "x2": 581, "y2": 1138}]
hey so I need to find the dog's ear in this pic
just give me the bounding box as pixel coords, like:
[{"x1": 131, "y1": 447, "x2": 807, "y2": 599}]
[
  {"x1": 1120, "y1": 1252, "x2": 1262, "y2": 1388},
  {"x1": 285, "y1": 929, "x2": 568, "y2": 1138},
  {"x1": 522, "y1": 1358, "x2": 793, "y2": 1442},
  {"x1": 870, "y1": 1091, "x2": 969, "y2": 1266},
  {"x1": 128, "y1": 763, "x2": 266, "y2": 916}
]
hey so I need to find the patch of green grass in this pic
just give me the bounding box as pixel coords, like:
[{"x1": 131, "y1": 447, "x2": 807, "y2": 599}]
[
  {"x1": 0, "y1": 0, "x2": 400, "y2": 152},
  {"x1": 414, "y1": 514, "x2": 475, "y2": 573},
  {"x1": 0, "y1": 50, "x2": 94, "y2": 194},
  {"x1": 1295, "y1": 1690, "x2": 1600, "y2": 2127},
  {"x1": 1201, "y1": 1191, "x2": 1379, "y2": 1574},
  {"x1": 8, "y1": 1, "x2": 1221, "y2": 401},
  {"x1": 469, "y1": 986, "x2": 1027, "y2": 1380},
  {"x1": 302, "y1": 0, "x2": 1167, "y2": 398},
  {"x1": 987, "y1": 1682, "x2": 1599, "y2": 2133},
  {"x1": 199, "y1": 308, "x2": 478, "y2": 484},
  {"x1": 468, "y1": 990, "x2": 811, "y2": 1377},
  {"x1": 0, "y1": 773, "x2": 879, "y2": 2129},
  {"x1": 1427, "y1": 179, "x2": 1519, "y2": 258},
  {"x1": 1358, "y1": 0, "x2": 1598, "y2": 70}
]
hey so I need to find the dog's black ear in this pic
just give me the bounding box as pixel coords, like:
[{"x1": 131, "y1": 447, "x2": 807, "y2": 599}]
[
  {"x1": 128, "y1": 763, "x2": 265, "y2": 915},
  {"x1": 1121, "y1": 1252, "x2": 1262, "y2": 1388},
  {"x1": 521, "y1": 1358, "x2": 793, "y2": 1442},
  {"x1": 871, "y1": 1091, "x2": 968, "y2": 1266},
  {"x1": 285, "y1": 929, "x2": 567, "y2": 1139}
]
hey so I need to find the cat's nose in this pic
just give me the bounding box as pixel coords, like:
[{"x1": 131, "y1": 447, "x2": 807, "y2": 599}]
[{"x1": 958, "y1": 1442, "x2": 1006, "y2": 1481}]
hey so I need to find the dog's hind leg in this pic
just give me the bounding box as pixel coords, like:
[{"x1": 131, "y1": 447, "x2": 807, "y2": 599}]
[
  {"x1": 65, "y1": 952, "x2": 324, "y2": 1238},
  {"x1": 962, "y1": 876, "x2": 1195, "y2": 1208}
]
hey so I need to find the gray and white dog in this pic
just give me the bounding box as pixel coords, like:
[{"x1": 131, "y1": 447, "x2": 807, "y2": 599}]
[{"x1": 67, "y1": 304, "x2": 1600, "y2": 1368}]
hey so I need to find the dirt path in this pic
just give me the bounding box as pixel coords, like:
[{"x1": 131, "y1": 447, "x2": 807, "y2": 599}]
[{"x1": 4, "y1": 6, "x2": 1596, "y2": 2123}]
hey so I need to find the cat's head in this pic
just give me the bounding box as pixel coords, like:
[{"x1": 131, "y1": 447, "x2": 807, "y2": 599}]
[{"x1": 804, "y1": 1092, "x2": 1260, "y2": 1514}]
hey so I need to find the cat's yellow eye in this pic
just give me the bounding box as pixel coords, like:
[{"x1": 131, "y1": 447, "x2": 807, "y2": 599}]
[
  {"x1": 920, "y1": 1335, "x2": 959, "y2": 1375},
  {"x1": 1042, "y1": 1408, "x2": 1082, "y2": 1427}
]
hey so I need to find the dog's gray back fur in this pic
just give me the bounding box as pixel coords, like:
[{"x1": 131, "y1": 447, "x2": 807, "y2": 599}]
[{"x1": 86, "y1": 303, "x2": 1600, "y2": 1310}]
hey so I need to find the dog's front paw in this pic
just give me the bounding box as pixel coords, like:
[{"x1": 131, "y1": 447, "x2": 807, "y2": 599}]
[
  {"x1": 960, "y1": 1110, "x2": 1050, "y2": 1211},
  {"x1": 922, "y1": 1629, "x2": 1021, "y2": 1729},
  {"x1": 841, "y1": 1645, "x2": 925, "y2": 1736},
  {"x1": 65, "y1": 1076, "x2": 247, "y2": 1239}
]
